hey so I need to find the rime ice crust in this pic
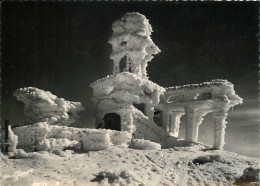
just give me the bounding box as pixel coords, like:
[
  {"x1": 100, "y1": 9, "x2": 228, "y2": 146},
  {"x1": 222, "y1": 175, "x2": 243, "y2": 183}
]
[
  {"x1": 109, "y1": 12, "x2": 160, "y2": 77},
  {"x1": 14, "y1": 87, "x2": 85, "y2": 126}
]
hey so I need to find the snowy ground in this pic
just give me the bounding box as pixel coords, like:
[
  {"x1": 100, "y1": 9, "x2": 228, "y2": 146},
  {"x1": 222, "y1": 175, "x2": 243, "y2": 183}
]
[{"x1": 1, "y1": 146, "x2": 258, "y2": 186}]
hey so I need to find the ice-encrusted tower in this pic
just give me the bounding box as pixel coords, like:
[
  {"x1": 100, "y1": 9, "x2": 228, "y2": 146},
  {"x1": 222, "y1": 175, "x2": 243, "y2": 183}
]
[
  {"x1": 91, "y1": 13, "x2": 166, "y2": 143},
  {"x1": 108, "y1": 12, "x2": 160, "y2": 77}
]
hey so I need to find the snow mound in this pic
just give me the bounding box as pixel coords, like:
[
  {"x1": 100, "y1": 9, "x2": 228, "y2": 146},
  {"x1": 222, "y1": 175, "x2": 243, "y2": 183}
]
[
  {"x1": 240, "y1": 167, "x2": 260, "y2": 182},
  {"x1": 129, "y1": 139, "x2": 161, "y2": 150},
  {"x1": 0, "y1": 153, "x2": 12, "y2": 166},
  {"x1": 5, "y1": 149, "x2": 30, "y2": 159},
  {"x1": 92, "y1": 169, "x2": 141, "y2": 185},
  {"x1": 14, "y1": 87, "x2": 85, "y2": 126},
  {"x1": 51, "y1": 149, "x2": 69, "y2": 157}
]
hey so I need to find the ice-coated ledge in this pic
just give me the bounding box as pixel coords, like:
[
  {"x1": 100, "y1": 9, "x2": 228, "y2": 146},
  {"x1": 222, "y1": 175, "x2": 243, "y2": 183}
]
[{"x1": 90, "y1": 72, "x2": 165, "y2": 99}]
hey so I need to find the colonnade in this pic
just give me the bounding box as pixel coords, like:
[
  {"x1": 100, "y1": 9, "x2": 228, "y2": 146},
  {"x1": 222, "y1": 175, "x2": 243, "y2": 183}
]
[{"x1": 158, "y1": 101, "x2": 229, "y2": 150}]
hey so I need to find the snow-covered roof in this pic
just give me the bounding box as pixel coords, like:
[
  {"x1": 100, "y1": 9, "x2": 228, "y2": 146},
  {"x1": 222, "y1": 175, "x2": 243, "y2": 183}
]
[
  {"x1": 165, "y1": 79, "x2": 233, "y2": 91},
  {"x1": 90, "y1": 72, "x2": 165, "y2": 93},
  {"x1": 164, "y1": 79, "x2": 242, "y2": 106}
]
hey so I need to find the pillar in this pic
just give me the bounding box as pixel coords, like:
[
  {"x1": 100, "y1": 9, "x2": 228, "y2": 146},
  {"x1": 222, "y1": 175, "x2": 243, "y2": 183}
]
[
  {"x1": 162, "y1": 111, "x2": 170, "y2": 131},
  {"x1": 144, "y1": 104, "x2": 154, "y2": 120},
  {"x1": 169, "y1": 112, "x2": 184, "y2": 137},
  {"x1": 113, "y1": 62, "x2": 119, "y2": 74},
  {"x1": 4, "y1": 120, "x2": 9, "y2": 152},
  {"x1": 120, "y1": 113, "x2": 134, "y2": 134},
  {"x1": 185, "y1": 106, "x2": 195, "y2": 142},
  {"x1": 213, "y1": 101, "x2": 229, "y2": 150}
]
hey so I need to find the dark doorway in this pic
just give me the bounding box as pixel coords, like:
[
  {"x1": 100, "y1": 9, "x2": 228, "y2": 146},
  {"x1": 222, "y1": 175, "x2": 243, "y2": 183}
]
[
  {"x1": 197, "y1": 92, "x2": 212, "y2": 100},
  {"x1": 119, "y1": 55, "x2": 127, "y2": 72},
  {"x1": 153, "y1": 109, "x2": 162, "y2": 127},
  {"x1": 103, "y1": 113, "x2": 121, "y2": 131}
]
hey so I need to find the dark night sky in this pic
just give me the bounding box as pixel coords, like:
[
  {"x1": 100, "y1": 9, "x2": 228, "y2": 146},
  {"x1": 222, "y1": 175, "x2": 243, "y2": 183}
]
[{"x1": 2, "y1": 2, "x2": 259, "y2": 157}]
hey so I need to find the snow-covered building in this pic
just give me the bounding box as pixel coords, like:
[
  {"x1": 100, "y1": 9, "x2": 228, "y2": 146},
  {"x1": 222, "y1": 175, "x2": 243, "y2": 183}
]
[
  {"x1": 8, "y1": 12, "x2": 242, "y2": 153},
  {"x1": 90, "y1": 12, "x2": 242, "y2": 150}
]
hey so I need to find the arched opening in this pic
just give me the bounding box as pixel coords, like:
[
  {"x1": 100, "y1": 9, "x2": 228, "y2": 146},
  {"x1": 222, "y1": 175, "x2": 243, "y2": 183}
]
[
  {"x1": 103, "y1": 113, "x2": 121, "y2": 131},
  {"x1": 197, "y1": 113, "x2": 214, "y2": 146},
  {"x1": 196, "y1": 92, "x2": 212, "y2": 100},
  {"x1": 119, "y1": 55, "x2": 127, "y2": 72},
  {"x1": 129, "y1": 66, "x2": 132, "y2": 73},
  {"x1": 178, "y1": 116, "x2": 186, "y2": 139}
]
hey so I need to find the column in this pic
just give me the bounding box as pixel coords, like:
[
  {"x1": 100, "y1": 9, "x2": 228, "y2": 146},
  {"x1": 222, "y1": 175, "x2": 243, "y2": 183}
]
[
  {"x1": 144, "y1": 104, "x2": 154, "y2": 120},
  {"x1": 113, "y1": 61, "x2": 119, "y2": 74},
  {"x1": 120, "y1": 114, "x2": 134, "y2": 134},
  {"x1": 213, "y1": 101, "x2": 229, "y2": 150},
  {"x1": 185, "y1": 106, "x2": 195, "y2": 142},
  {"x1": 169, "y1": 112, "x2": 184, "y2": 137},
  {"x1": 161, "y1": 111, "x2": 170, "y2": 131}
]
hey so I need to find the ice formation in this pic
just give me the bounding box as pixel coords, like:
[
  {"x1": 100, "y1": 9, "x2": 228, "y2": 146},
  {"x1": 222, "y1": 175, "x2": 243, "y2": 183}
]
[{"x1": 14, "y1": 87, "x2": 85, "y2": 126}]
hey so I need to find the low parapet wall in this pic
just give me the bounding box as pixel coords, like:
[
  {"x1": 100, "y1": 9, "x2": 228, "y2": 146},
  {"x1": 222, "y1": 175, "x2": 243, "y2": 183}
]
[{"x1": 13, "y1": 122, "x2": 132, "y2": 152}]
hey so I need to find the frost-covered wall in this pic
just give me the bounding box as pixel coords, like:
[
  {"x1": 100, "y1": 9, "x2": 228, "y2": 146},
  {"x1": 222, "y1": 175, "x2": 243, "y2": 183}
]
[
  {"x1": 13, "y1": 122, "x2": 132, "y2": 152},
  {"x1": 14, "y1": 87, "x2": 85, "y2": 126},
  {"x1": 91, "y1": 72, "x2": 165, "y2": 135},
  {"x1": 109, "y1": 12, "x2": 160, "y2": 77}
]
